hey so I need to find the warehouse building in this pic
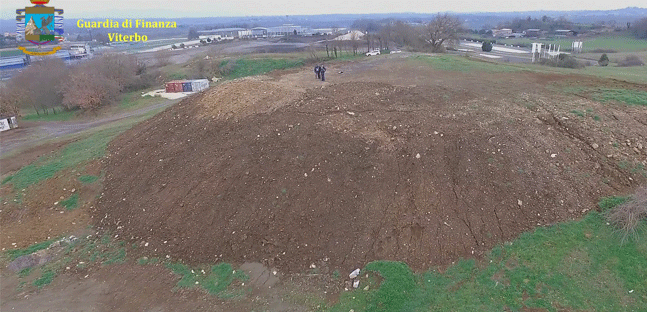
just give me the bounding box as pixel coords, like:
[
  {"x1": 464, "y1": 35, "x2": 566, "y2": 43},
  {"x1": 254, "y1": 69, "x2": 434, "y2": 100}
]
[
  {"x1": 198, "y1": 28, "x2": 252, "y2": 39},
  {"x1": 267, "y1": 24, "x2": 308, "y2": 37},
  {"x1": 251, "y1": 27, "x2": 268, "y2": 38}
]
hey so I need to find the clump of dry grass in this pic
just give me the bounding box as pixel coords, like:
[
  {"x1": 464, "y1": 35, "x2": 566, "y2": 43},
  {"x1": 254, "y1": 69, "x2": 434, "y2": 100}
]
[
  {"x1": 605, "y1": 186, "x2": 647, "y2": 242},
  {"x1": 617, "y1": 55, "x2": 645, "y2": 67}
]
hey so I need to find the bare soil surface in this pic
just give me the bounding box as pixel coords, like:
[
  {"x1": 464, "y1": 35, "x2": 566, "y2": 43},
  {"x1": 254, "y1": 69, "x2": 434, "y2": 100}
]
[
  {"x1": 2, "y1": 55, "x2": 646, "y2": 311},
  {"x1": 96, "y1": 56, "x2": 647, "y2": 275}
]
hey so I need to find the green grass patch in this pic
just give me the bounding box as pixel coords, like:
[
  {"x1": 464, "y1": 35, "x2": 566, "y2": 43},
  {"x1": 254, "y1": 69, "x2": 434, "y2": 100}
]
[
  {"x1": 598, "y1": 196, "x2": 630, "y2": 212},
  {"x1": 119, "y1": 91, "x2": 160, "y2": 110},
  {"x1": 492, "y1": 34, "x2": 647, "y2": 53},
  {"x1": 365, "y1": 261, "x2": 417, "y2": 311},
  {"x1": 160, "y1": 63, "x2": 189, "y2": 80},
  {"x1": 21, "y1": 109, "x2": 78, "y2": 122},
  {"x1": 0, "y1": 49, "x2": 32, "y2": 57},
  {"x1": 224, "y1": 58, "x2": 305, "y2": 79},
  {"x1": 331, "y1": 197, "x2": 646, "y2": 311},
  {"x1": 18, "y1": 267, "x2": 33, "y2": 278},
  {"x1": 137, "y1": 257, "x2": 160, "y2": 265},
  {"x1": 101, "y1": 247, "x2": 127, "y2": 265},
  {"x1": 6, "y1": 238, "x2": 57, "y2": 260},
  {"x1": 2, "y1": 124, "x2": 129, "y2": 190},
  {"x1": 166, "y1": 262, "x2": 248, "y2": 296},
  {"x1": 592, "y1": 88, "x2": 647, "y2": 106},
  {"x1": 561, "y1": 87, "x2": 647, "y2": 106},
  {"x1": 60, "y1": 193, "x2": 79, "y2": 210},
  {"x1": 79, "y1": 175, "x2": 99, "y2": 184},
  {"x1": 570, "y1": 110, "x2": 585, "y2": 117},
  {"x1": 33, "y1": 269, "x2": 56, "y2": 288},
  {"x1": 411, "y1": 55, "x2": 521, "y2": 73}
]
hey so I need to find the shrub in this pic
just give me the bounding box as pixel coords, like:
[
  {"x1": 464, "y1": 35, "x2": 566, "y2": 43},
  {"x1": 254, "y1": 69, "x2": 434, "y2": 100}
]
[
  {"x1": 4, "y1": 58, "x2": 69, "y2": 115},
  {"x1": 482, "y1": 40, "x2": 493, "y2": 52},
  {"x1": 171, "y1": 44, "x2": 177, "y2": 49},
  {"x1": 539, "y1": 54, "x2": 584, "y2": 69},
  {"x1": 617, "y1": 55, "x2": 644, "y2": 67},
  {"x1": 605, "y1": 186, "x2": 647, "y2": 242},
  {"x1": 598, "y1": 53, "x2": 609, "y2": 66},
  {"x1": 179, "y1": 43, "x2": 185, "y2": 49}
]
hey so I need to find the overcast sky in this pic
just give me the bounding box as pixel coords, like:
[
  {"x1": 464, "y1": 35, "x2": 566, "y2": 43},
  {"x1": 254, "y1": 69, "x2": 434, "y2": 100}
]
[{"x1": 3, "y1": 0, "x2": 646, "y2": 19}]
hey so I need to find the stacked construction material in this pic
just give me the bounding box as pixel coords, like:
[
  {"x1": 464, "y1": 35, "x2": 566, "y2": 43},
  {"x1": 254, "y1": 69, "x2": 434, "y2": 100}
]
[{"x1": 164, "y1": 79, "x2": 210, "y2": 93}]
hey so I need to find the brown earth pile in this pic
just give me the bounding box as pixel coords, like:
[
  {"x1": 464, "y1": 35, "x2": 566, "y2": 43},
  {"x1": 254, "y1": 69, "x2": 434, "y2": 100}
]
[{"x1": 96, "y1": 75, "x2": 646, "y2": 273}]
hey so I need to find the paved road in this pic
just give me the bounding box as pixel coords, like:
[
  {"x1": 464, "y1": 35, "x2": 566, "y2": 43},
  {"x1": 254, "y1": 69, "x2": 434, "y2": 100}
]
[{"x1": 0, "y1": 99, "x2": 178, "y2": 157}]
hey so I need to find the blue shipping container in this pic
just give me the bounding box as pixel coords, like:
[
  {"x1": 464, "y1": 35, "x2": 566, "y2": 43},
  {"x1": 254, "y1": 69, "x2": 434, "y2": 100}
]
[{"x1": 182, "y1": 82, "x2": 192, "y2": 92}]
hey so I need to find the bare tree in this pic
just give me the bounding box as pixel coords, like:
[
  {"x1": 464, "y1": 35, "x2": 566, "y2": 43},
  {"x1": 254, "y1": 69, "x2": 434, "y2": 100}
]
[
  {"x1": 6, "y1": 58, "x2": 68, "y2": 115},
  {"x1": 62, "y1": 61, "x2": 120, "y2": 111},
  {"x1": 0, "y1": 86, "x2": 20, "y2": 117},
  {"x1": 155, "y1": 50, "x2": 172, "y2": 67},
  {"x1": 350, "y1": 31, "x2": 360, "y2": 55},
  {"x1": 423, "y1": 14, "x2": 462, "y2": 52}
]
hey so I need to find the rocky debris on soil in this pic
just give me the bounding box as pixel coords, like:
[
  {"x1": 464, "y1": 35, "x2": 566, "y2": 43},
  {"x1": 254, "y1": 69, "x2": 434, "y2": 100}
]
[
  {"x1": 96, "y1": 79, "x2": 646, "y2": 274},
  {"x1": 7, "y1": 236, "x2": 77, "y2": 272},
  {"x1": 349, "y1": 268, "x2": 360, "y2": 279}
]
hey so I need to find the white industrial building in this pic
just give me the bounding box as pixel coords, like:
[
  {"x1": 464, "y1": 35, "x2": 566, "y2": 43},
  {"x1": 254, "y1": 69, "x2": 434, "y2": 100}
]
[{"x1": 198, "y1": 28, "x2": 252, "y2": 39}]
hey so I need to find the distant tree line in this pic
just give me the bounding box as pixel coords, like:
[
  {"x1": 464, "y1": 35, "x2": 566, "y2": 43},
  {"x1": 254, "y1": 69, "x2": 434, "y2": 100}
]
[
  {"x1": 631, "y1": 17, "x2": 647, "y2": 39},
  {"x1": 499, "y1": 16, "x2": 574, "y2": 32},
  {"x1": 343, "y1": 14, "x2": 463, "y2": 53}
]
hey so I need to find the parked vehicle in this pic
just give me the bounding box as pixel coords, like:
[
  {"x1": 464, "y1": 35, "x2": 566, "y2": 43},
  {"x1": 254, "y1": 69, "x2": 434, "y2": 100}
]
[{"x1": 365, "y1": 50, "x2": 380, "y2": 56}]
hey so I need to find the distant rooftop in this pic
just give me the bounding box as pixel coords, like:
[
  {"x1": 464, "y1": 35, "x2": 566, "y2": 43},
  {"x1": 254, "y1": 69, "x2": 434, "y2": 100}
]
[{"x1": 198, "y1": 27, "x2": 246, "y2": 33}]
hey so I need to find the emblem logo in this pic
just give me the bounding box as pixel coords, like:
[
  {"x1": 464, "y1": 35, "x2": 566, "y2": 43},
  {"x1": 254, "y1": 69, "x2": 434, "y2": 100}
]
[{"x1": 16, "y1": 0, "x2": 64, "y2": 55}]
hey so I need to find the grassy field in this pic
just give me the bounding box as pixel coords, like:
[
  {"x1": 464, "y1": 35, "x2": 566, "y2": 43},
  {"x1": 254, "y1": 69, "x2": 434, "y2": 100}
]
[
  {"x1": 225, "y1": 58, "x2": 304, "y2": 79},
  {"x1": 0, "y1": 49, "x2": 31, "y2": 57},
  {"x1": 465, "y1": 33, "x2": 647, "y2": 53},
  {"x1": 2, "y1": 107, "x2": 164, "y2": 190},
  {"x1": 329, "y1": 198, "x2": 646, "y2": 312},
  {"x1": 560, "y1": 86, "x2": 647, "y2": 106},
  {"x1": 410, "y1": 55, "x2": 522, "y2": 73},
  {"x1": 21, "y1": 109, "x2": 78, "y2": 122}
]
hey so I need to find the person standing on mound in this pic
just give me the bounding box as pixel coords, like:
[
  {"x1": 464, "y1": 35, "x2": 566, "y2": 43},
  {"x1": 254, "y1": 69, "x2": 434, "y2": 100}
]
[
  {"x1": 314, "y1": 65, "x2": 320, "y2": 79},
  {"x1": 320, "y1": 65, "x2": 326, "y2": 81}
]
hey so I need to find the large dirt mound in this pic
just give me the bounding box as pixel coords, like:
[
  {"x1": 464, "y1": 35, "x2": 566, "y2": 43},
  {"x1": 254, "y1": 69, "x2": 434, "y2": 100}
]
[{"x1": 97, "y1": 77, "x2": 644, "y2": 273}]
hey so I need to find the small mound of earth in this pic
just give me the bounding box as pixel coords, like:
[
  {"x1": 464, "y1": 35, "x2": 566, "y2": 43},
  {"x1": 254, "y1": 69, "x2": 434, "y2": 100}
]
[{"x1": 96, "y1": 79, "x2": 640, "y2": 273}]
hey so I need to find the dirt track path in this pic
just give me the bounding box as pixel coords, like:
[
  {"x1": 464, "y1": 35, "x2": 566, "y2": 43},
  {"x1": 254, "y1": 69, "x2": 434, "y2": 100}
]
[{"x1": 0, "y1": 99, "x2": 178, "y2": 158}]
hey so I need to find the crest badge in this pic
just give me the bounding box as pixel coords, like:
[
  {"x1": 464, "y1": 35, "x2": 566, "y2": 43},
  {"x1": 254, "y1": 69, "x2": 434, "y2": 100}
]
[{"x1": 16, "y1": 0, "x2": 64, "y2": 55}]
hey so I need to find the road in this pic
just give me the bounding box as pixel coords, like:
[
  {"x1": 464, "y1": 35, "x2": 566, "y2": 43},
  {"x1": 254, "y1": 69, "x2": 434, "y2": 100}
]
[{"x1": 0, "y1": 99, "x2": 178, "y2": 157}]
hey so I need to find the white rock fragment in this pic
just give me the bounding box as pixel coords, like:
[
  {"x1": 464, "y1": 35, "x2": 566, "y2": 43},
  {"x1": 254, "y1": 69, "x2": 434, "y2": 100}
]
[
  {"x1": 517, "y1": 199, "x2": 523, "y2": 206},
  {"x1": 353, "y1": 280, "x2": 360, "y2": 288},
  {"x1": 416, "y1": 153, "x2": 421, "y2": 159},
  {"x1": 349, "y1": 268, "x2": 360, "y2": 279}
]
